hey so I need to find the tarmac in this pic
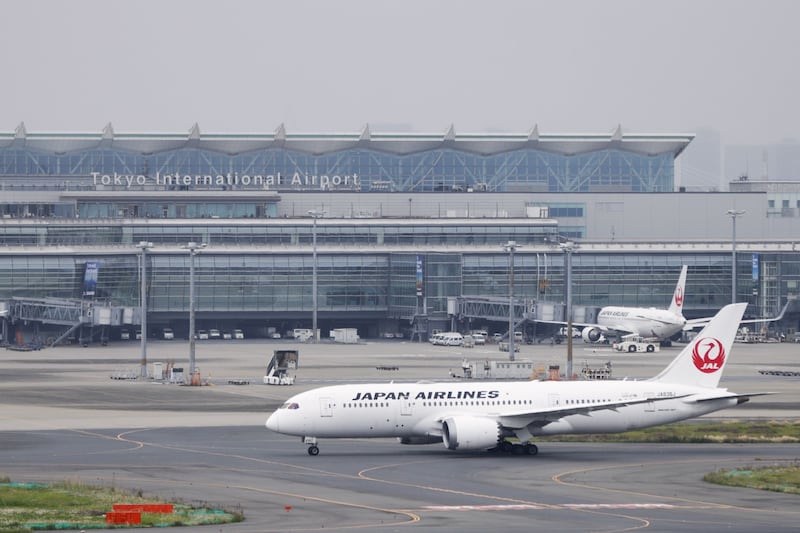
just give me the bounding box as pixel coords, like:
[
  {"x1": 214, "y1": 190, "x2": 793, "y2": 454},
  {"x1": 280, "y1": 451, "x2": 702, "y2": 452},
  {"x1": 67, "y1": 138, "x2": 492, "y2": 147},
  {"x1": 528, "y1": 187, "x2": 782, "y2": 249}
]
[
  {"x1": 2, "y1": 335, "x2": 799, "y2": 431},
  {"x1": 2, "y1": 337, "x2": 799, "y2": 533}
]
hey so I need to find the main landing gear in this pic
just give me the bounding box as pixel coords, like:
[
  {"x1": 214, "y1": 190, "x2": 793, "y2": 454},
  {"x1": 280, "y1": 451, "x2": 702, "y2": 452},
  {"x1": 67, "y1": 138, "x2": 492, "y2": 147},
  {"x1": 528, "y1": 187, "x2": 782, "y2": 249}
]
[
  {"x1": 304, "y1": 436, "x2": 319, "y2": 456},
  {"x1": 495, "y1": 440, "x2": 538, "y2": 455}
]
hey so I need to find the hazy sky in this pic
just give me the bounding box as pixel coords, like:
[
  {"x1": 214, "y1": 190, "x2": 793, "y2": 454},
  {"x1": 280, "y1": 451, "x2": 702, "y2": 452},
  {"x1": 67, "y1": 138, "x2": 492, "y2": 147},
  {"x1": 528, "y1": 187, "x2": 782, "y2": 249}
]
[{"x1": 2, "y1": 0, "x2": 798, "y2": 145}]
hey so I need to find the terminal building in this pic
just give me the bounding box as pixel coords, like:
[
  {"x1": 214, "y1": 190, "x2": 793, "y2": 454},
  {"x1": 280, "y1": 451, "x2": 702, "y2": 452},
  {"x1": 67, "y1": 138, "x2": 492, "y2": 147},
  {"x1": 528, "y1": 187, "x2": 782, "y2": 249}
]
[{"x1": 1, "y1": 123, "x2": 799, "y2": 345}]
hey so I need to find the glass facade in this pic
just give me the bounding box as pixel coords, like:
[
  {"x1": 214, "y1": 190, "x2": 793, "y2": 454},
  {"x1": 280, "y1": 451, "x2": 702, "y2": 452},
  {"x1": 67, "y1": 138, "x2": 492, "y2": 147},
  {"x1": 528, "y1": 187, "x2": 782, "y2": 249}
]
[
  {"x1": 149, "y1": 254, "x2": 389, "y2": 313},
  {"x1": 0, "y1": 220, "x2": 559, "y2": 247},
  {"x1": 0, "y1": 255, "x2": 138, "y2": 304},
  {"x1": 0, "y1": 146, "x2": 676, "y2": 193},
  {"x1": 2, "y1": 247, "x2": 795, "y2": 327}
]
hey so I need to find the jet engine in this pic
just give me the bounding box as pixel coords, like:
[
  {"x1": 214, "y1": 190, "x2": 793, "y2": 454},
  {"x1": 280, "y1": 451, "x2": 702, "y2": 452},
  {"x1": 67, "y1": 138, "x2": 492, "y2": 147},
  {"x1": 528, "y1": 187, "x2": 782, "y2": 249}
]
[
  {"x1": 582, "y1": 326, "x2": 604, "y2": 343},
  {"x1": 441, "y1": 416, "x2": 501, "y2": 451}
]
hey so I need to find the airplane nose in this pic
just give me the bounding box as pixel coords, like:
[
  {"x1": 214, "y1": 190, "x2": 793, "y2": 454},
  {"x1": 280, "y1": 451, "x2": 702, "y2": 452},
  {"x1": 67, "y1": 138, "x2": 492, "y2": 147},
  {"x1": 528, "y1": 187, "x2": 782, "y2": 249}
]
[{"x1": 266, "y1": 411, "x2": 279, "y2": 432}]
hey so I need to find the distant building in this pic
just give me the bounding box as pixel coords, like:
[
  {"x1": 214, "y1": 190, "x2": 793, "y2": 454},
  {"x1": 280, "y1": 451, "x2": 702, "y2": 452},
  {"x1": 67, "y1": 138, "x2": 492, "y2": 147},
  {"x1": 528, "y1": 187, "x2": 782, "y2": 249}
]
[
  {"x1": 729, "y1": 175, "x2": 800, "y2": 218},
  {"x1": 0, "y1": 124, "x2": 797, "y2": 345}
]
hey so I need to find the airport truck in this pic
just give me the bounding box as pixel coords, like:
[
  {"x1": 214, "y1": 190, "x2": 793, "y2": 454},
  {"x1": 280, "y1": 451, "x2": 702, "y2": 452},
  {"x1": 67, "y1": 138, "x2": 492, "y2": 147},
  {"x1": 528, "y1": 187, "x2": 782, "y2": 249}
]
[{"x1": 612, "y1": 335, "x2": 660, "y2": 353}]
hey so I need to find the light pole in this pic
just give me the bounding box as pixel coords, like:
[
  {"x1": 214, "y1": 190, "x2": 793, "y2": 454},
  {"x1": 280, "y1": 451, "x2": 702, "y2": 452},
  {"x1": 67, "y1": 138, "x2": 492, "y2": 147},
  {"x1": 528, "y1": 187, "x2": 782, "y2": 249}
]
[
  {"x1": 183, "y1": 242, "x2": 206, "y2": 377},
  {"x1": 308, "y1": 210, "x2": 324, "y2": 342},
  {"x1": 560, "y1": 241, "x2": 576, "y2": 380},
  {"x1": 503, "y1": 241, "x2": 520, "y2": 361},
  {"x1": 727, "y1": 209, "x2": 745, "y2": 304},
  {"x1": 136, "y1": 241, "x2": 153, "y2": 379}
]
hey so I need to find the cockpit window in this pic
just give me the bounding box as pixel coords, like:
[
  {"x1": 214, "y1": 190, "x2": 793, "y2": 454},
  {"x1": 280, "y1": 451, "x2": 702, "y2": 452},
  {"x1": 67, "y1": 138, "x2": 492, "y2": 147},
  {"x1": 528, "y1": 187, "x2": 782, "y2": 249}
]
[{"x1": 279, "y1": 402, "x2": 300, "y2": 410}]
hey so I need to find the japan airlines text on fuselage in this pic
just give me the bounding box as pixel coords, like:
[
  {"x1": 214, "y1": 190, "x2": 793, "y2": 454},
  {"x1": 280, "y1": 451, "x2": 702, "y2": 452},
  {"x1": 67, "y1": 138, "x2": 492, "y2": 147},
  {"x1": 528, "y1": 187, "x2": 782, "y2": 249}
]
[{"x1": 596, "y1": 306, "x2": 686, "y2": 339}]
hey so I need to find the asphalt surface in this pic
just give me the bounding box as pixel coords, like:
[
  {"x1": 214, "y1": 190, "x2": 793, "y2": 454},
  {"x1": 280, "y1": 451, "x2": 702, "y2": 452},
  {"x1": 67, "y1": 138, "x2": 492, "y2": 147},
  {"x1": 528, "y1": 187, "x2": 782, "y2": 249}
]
[{"x1": 1, "y1": 337, "x2": 799, "y2": 532}]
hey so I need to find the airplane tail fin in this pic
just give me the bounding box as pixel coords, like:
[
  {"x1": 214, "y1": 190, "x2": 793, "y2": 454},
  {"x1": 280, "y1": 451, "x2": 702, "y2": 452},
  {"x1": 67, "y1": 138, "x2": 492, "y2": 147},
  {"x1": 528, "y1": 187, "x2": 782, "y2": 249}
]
[
  {"x1": 667, "y1": 265, "x2": 688, "y2": 317},
  {"x1": 652, "y1": 302, "x2": 747, "y2": 388}
]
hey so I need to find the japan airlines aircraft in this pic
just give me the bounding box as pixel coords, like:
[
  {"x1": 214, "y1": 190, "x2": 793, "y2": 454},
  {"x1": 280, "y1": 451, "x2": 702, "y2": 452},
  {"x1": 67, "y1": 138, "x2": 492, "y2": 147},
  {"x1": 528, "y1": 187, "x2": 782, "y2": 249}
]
[
  {"x1": 266, "y1": 303, "x2": 765, "y2": 456},
  {"x1": 543, "y1": 265, "x2": 786, "y2": 345},
  {"x1": 556, "y1": 265, "x2": 691, "y2": 344}
]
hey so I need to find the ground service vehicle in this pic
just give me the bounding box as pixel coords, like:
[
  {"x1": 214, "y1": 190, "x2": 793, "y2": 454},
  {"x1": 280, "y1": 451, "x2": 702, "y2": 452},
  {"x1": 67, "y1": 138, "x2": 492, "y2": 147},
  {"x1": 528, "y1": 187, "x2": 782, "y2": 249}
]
[{"x1": 612, "y1": 335, "x2": 660, "y2": 353}]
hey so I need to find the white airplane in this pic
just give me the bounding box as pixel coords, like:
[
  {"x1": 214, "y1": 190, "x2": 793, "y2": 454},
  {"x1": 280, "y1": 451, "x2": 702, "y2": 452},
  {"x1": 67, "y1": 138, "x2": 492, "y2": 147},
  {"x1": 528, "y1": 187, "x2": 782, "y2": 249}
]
[
  {"x1": 545, "y1": 265, "x2": 786, "y2": 345},
  {"x1": 266, "y1": 302, "x2": 767, "y2": 456},
  {"x1": 557, "y1": 265, "x2": 691, "y2": 344}
]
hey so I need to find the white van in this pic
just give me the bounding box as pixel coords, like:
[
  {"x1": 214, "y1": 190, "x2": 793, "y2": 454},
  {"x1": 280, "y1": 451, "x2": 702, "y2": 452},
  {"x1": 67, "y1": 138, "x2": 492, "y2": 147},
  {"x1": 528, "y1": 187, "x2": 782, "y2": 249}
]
[
  {"x1": 293, "y1": 328, "x2": 314, "y2": 342},
  {"x1": 162, "y1": 328, "x2": 174, "y2": 340},
  {"x1": 440, "y1": 332, "x2": 464, "y2": 346}
]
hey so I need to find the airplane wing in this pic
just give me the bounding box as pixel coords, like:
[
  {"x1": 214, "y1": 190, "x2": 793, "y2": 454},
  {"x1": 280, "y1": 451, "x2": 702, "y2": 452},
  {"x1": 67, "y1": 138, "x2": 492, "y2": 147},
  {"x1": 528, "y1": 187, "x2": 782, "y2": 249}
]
[
  {"x1": 690, "y1": 392, "x2": 774, "y2": 404},
  {"x1": 533, "y1": 319, "x2": 633, "y2": 337},
  {"x1": 496, "y1": 394, "x2": 692, "y2": 429},
  {"x1": 533, "y1": 319, "x2": 596, "y2": 329},
  {"x1": 640, "y1": 314, "x2": 680, "y2": 326},
  {"x1": 684, "y1": 301, "x2": 790, "y2": 331}
]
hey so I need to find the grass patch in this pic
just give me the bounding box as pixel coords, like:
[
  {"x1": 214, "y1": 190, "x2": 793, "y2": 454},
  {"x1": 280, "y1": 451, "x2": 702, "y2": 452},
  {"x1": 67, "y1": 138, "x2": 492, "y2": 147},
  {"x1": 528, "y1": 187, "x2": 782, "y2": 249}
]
[
  {"x1": 534, "y1": 421, "x2": 800, "y2": 497},
  {"x1": 0, "y1": 479, "x2": 244, "y2": 531},
  {"x1": 704, "y1": 464, "x2": 800, "y2": 495},
  {"x1": 536, "y1": 420, "x2": 800, "y2": 443}
]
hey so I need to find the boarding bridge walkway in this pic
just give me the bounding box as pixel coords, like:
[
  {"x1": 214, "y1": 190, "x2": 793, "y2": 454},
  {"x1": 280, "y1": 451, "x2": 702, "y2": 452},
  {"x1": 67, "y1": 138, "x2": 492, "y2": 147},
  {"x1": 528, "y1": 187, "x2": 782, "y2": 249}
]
[
  {"x1": 455, "y1": 296, "x2": 599, "y2": 339},
  {"x1": 10, "y1": 297, "x2": 88, "y2": 326},
  {"x1": 454, "y1": 296, "x2": 536, "y2": 337},
  {"x1": 6, "y1": 297, "x2": 137, "y2": 346}
]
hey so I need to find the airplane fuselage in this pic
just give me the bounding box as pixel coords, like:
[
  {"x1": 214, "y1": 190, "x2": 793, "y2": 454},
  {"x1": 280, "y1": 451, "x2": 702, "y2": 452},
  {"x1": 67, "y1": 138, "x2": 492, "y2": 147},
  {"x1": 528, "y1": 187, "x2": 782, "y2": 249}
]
[
  {"x1": 597, "y1": 306, "x2": 686, "y2": 340},
  {"x1": 266, "y1": 380, "x2": 735, "y2": 441},
  {"x1": 267, "y1": 303, "x2": 752, "y2": 456}
]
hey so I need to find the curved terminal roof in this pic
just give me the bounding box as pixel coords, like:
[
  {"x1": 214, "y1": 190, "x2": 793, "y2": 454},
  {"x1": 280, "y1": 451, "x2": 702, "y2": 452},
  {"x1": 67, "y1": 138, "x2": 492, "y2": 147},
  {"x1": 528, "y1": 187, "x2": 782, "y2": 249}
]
[{"x1": 1, "y1": 122, "x2": 694, "y2": 158}]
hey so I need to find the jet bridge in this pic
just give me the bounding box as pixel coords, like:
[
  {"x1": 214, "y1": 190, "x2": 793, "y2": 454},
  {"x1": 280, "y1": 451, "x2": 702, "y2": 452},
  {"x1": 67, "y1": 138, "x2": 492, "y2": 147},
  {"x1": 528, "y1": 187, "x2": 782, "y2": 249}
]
[
  {"x1": 10, "y1": 297, "x2": 87, "y2": 326},
  {"x1": 454, "y1": 296, "x2": 533, "y2": 339},
  {"x1": 6, "y1": 297, "x2": 135, "y2": 347},
  {"x1": 454, "y1": 296, "x2": 599, "y2": 342}
]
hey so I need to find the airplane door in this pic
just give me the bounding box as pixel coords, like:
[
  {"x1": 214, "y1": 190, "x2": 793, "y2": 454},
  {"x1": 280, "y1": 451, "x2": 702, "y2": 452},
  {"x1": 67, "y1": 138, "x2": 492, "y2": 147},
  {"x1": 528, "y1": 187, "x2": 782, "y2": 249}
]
[
  {"x1": 548, "y1": 394, "x2": 560, "y2": 407},
  {"x1": 400, "y1": 399, "x2": 413, "y2": 416},
  {"x1": 320, "y1": 397, "x2": 334, "y2": 417}
]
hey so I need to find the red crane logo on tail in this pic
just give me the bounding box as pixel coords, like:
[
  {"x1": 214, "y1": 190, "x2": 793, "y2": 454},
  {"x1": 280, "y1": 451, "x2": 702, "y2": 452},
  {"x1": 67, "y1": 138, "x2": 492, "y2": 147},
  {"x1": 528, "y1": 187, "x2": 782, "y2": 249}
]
[
  {"x1": 673, "y1": 287, "x2": 684, "y2": 307},
  {"x1": 692, "y1": 337, "x2": 725, "y2": 373}
]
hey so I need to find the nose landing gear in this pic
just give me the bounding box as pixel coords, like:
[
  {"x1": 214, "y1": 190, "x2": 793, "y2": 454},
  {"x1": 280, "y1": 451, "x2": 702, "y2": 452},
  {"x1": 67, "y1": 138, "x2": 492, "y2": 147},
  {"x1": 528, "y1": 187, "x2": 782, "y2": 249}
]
[{"x1": 304, "y1": 436, "x2": 319, "y2": 456}]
